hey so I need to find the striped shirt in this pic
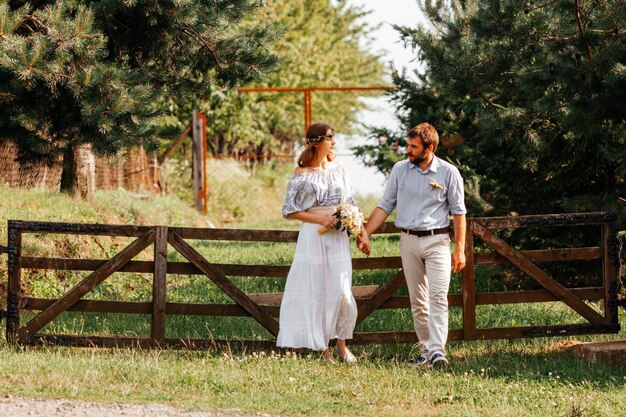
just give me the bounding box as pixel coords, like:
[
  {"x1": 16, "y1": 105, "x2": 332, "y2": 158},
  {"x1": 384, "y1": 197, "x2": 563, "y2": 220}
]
[{"x1": 378, "y1": 157, "x2": 466, "y2": 231}]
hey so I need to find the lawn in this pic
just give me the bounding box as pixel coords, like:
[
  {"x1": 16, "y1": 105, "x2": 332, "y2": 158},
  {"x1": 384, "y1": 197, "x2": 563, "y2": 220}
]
[{"x1": 1, "y1": 186, "x2": 625, "y2": 417}]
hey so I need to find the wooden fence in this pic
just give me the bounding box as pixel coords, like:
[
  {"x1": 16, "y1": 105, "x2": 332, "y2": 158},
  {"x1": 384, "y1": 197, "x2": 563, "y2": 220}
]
[{"x1": 2, "y1": 212, "x2": 621, "y2": 349}]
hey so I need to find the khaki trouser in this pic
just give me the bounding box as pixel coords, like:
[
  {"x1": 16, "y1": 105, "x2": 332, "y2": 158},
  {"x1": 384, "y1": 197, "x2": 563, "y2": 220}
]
[{"x1": 399, "y1": 232, "x2": 452, "y2": 358}]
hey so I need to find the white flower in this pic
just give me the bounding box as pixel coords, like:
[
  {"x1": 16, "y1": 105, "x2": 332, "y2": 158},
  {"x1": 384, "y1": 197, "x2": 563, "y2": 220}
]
[
  {"x1": 430, "y1": 180, "x2": 444, "y2": 190},
  {"x1": 336, "y1": 203, "x2": 364, "y2": 237},
  {"x1": 318, "y1": 203, "x2": 364, "y2": 237}
]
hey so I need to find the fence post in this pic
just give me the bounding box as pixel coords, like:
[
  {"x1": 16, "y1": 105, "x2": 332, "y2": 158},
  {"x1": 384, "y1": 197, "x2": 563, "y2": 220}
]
[
  {"x1": 602, "y1": 220, "x2": 618, "y2": 326},
  {"x1": 151, "y1": 226, "x2": 168, "y2": 346},
  {"x1": 192, "y1": 110, "x2": 207, "y2": 213},
  {"x1": 462, "y1": 218, "x2": 476, "y2": 340},
  {"x1": 6, "y1": 221, "x2": 22, "y2": 343}
]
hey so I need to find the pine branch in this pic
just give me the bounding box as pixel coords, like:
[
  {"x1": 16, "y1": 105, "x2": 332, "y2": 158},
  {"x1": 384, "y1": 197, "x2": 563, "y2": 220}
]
[
  {"x1": 181, "y1": 23, "x2": 224, "y2": 74},
  {"x1": 525, "y1": 0, "x2": 563, "y2": 14},
  {"x1": 472, "y1": 88, "x2": 506, "y2": 110},
  {"x1": 574, "y1": 0, "x2": 593, "y2": 59}
]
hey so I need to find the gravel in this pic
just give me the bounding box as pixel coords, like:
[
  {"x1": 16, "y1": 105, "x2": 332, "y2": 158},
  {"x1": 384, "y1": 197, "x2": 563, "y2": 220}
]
[{"x1": 0, "y1": 396, "x2": 277, "y2": 417}]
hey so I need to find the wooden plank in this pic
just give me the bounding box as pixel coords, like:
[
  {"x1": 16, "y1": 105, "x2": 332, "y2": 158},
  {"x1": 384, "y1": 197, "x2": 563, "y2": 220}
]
[
  {"x1": 23, "y1": 335, "x2": 158, "y2": 349},
  {"x1": 151, "y1": 227, "x2": 168, "y2": 344},
  {"x1": 351, "y1": 329, "x2": 464, "y2": 345},
  {"x1": 163, "y1": 338, "x2": 279, "y2": 350},
  {"x1": 192, "y1": 110, "x2": 204, "y2": 212},
  {"x1": 350, "y1": 285, "x2": 382, "y2": 299},
  {"x1": 473, "y1": 323, "x2": 619, "y2": 341},
  {"x1": 171, "y1": 222, "x2": 405, "y2": 242},
  {"x1": 6, "y1": 222, "x2": 22, "y2": 343},
  {"x1": 476, "y1": 212, "x2": 612, "y2": 229},
  {"x1": 368, "y1": 222, "x2": 401, "y2": 235},
  {"x1": 167, "y1": 229, "x2": 280, "y2": 336},
  {"x1": 473, "y1": 221, "x2": 605, "y2": 324},
  {"x1": 356, "y1": 270, "x2": 406, "y2": 325},
  {"x1": 570, "y1": 341, "x2": 626, "y2": 365},
  {"x1": 166, "y1": 303, "x2": 280, "y2": 317},
  {"x1": 353, "y1": 256, "x2": 402, "y2": 269},
  {"x1": 24, "y1": 298, "x2": 152, "y2": 314},
  {"x1": 21, "y1": 257, "x2": 292, "y2": 277},
  {"x1": 23, "y1": 298, "x2": 281, "y2": 317},
  {"x1": 10, "y1": 220, "x2": 151, "y2": 236},
  {"x1": 366, "y1": 296, "x2": 408, "y2": 309},
  {"x1": 364, "y1": 287, "x2": 605, "y2": 309},
  {"x1": 462, "y1": 219, "x2": 476, "y2": 339},
  {"x1": 19, "y1": 229, "x2": 156, "y2": 337},
  {"x1": 23, "y1": 334, "x2": 280, "y2": 350},
  {"x1": 449, "y1": 294, "x2": 462, "y2": 307},
  {"x1": 170, "y1": 227, "x2": 299, "y2": 242},
  {"x1": 475, "y1": 247, "x2": 603, "y2": 265},
  {"x1": 158, "y1": 126, "x2": 191, "y2": 164},
  {"x1": 13, "y1": 220, "x2": 300, "y2": 242},
  {"x1": 20, "y1": 256, "x2": 401, "y2": 275},
  {"x1": 475, "y1": 287, "x2": 605, "y2": 305},
  {"x1": 352, "y1": 331, "x2": 416, "y2": 344},
  {"x1": 177, "y1": 263, "x2": 289, "y2": 277},
  {"x1": 23, "y1": 287, "x2": 604, "y2": 317},
  {"x1": 26, "y1": 248, "x2": 601, "y2": 273},
  {"x1": 10, "y1": 214, "x2": 611, "y2": 239},
  {"x1": 601, "y1": 222, "x2": 618, "y2": 325},
  {"x1": 249, "y1": 285, "x2": 381, "y2": 304}
]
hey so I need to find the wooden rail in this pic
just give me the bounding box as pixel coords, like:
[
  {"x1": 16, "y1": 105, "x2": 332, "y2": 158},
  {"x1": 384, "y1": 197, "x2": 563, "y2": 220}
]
[{"x1": 4, "y1": 212, "x2": 621, "y2": 349}]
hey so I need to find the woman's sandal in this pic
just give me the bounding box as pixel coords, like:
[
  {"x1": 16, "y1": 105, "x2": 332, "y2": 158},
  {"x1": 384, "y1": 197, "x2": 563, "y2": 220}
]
[
  {"x1": 321, "y1": 349, "x2": 336, "y2": 363},
  {"x1": 335, "y1": 346, "x2": 357, "y2": 364}
]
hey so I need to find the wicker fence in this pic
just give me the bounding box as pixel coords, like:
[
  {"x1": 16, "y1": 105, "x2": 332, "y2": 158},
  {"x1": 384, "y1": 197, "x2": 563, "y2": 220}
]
[{"x1": 0, "y1": 140, "x2": 155, "y2": 193}]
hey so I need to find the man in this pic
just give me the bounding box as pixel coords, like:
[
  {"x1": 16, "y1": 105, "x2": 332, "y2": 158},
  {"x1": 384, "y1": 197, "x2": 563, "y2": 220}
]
[{"x1": 360, "y1": 122, "x2": 466, "y2": 368}]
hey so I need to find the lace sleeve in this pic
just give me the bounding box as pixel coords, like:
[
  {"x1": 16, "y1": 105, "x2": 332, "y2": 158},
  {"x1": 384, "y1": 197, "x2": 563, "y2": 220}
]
[{"x1": 281, "y1": 175, "x2": 316, "y2": 218}]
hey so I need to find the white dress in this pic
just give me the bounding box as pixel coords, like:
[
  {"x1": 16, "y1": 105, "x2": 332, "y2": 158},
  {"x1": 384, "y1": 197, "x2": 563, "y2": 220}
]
[{"x1": 276, "y1": 163, "x2": 358, "y2": 351}]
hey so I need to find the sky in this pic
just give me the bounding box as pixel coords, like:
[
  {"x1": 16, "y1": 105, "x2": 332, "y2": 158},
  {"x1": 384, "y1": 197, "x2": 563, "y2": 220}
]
[
  {"x1": 335, "y1": 0, "x2": 424, "y2": 197},
  {"x1": 345, "y1": 0, "x2": 424, "y2": 129}
]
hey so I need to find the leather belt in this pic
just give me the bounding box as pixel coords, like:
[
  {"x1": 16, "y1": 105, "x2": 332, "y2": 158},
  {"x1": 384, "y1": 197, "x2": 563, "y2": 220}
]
[{"x1": 400, "y1": 227, "x2": 449, "y2": 237}]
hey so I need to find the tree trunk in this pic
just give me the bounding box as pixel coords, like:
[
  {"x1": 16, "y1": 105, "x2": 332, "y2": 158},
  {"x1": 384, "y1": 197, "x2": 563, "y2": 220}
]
[
  {"x1": 60, "y1": 144, "x2": 96, "y2": 198},
  {"x1": 60, "y1": 146, "x2": 76, "y2": 193}
]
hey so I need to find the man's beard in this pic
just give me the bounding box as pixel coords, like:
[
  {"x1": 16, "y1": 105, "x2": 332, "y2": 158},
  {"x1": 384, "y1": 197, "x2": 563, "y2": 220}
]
[{"x1": 410, "y1": 151, "x2": 428, "y2": 165}]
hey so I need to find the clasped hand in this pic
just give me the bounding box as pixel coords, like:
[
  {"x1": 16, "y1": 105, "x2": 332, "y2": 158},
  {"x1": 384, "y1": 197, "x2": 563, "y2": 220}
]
[
  {"x1": 356, "y1": 233, "x2": 370, "y2": 257},
  {"x1": 321, "y1": 214, "x2": 337, "y2": 229}
]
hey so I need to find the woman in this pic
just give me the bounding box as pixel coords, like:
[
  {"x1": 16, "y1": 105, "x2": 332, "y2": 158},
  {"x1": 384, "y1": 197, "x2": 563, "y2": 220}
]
[{"x1": 277, "y1": 122, "x2": 370, "y2": 363}]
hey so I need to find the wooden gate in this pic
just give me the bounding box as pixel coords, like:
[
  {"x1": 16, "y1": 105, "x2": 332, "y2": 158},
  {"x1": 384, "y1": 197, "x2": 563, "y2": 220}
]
[{"x1": 2, "y1": 212, "x2": 620, "y2": 349}]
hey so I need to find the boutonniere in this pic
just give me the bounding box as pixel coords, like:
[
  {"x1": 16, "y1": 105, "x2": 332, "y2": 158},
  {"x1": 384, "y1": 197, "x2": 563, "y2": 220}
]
[{"x1": 430, "y1": 180, "x2": 444, "y2": 190}]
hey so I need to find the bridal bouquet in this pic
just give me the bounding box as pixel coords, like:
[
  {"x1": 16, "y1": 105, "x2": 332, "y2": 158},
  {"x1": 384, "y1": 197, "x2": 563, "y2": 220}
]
[{"x1": 317, "y1": 202, "x2": 364, "y2": 237}]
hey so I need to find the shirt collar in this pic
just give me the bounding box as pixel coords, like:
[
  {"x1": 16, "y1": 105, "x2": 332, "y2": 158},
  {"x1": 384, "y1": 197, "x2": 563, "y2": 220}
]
[{"x1": 409, "y1": 156, "x2": 440, "y2": 173}]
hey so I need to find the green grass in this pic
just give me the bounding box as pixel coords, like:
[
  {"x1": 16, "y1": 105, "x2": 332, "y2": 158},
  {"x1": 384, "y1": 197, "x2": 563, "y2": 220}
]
[
  {"x1": 0, "y1": 333, "x2": 624, "y2": 417},
  {"x1": 1, "y1": 182, "x2": 625, "y2": 416}
]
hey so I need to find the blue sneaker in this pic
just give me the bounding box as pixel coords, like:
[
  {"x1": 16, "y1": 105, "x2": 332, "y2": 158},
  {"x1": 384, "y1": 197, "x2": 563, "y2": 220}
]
[
  {"x1": 429, "y1": 353, "x2": 449, "y2": 369},
  {"x1": 408, "y1": 355, "x2": 429, "y2": 368}
]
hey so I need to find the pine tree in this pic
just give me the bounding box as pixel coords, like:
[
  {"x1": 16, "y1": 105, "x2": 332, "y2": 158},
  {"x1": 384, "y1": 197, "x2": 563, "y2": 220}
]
[
  {"x1": 0, "y1": 0, "x2": 280, "y2": 194},
  {"x1": 357, "y1": 0, "x2": 626, "y2": 224}
]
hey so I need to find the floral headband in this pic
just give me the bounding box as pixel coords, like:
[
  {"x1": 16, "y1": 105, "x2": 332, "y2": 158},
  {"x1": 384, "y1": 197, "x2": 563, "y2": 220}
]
[{"x1": 305, "y1": 132, "x2": 334, "y2": 145}]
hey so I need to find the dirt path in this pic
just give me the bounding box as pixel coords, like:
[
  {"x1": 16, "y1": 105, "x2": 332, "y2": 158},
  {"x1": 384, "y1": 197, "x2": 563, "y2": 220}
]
[{"x1": 0, "y1": 396, "x2": 276, "y2": 417}]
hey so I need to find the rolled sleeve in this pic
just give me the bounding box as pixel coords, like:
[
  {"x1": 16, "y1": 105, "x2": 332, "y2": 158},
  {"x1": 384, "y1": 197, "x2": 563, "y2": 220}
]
[
  {"x1": 447, "y1": 167, "x2": 467, "y2": 215},
  {"x1": 377, "y1": 164, "x2": 399, "y2": 214}
]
